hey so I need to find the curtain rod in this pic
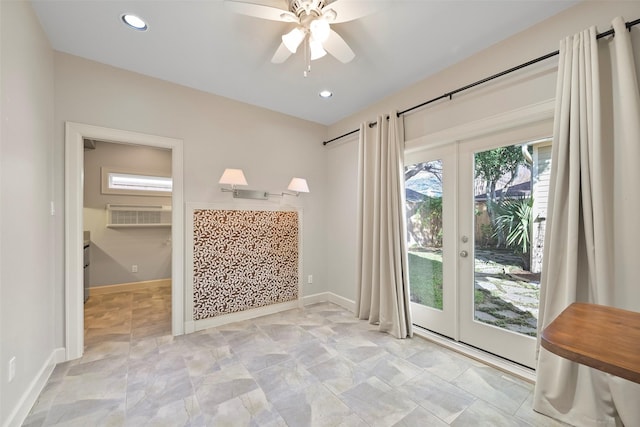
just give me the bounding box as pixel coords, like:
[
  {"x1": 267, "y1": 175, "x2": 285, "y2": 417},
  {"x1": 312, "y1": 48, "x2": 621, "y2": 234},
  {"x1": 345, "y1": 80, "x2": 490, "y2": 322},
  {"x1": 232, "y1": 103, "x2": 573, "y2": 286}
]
[{"x1": 322, "y1": 17, "x2": 640, "y2": 146}]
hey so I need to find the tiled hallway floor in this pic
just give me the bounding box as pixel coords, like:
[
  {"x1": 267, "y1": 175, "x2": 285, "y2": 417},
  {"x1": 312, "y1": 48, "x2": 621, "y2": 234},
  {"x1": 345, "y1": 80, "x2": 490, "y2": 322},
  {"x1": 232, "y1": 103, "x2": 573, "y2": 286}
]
[{"x1": 24, "y1": 289, "x2": 565, "y2": 426}]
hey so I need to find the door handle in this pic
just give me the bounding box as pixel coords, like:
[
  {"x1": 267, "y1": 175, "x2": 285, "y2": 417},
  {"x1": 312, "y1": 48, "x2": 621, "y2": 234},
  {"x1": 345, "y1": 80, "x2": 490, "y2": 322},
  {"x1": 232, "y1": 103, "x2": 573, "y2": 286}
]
[{"x1": 459, "y1": 250, "x2": 468, "y2": 258}]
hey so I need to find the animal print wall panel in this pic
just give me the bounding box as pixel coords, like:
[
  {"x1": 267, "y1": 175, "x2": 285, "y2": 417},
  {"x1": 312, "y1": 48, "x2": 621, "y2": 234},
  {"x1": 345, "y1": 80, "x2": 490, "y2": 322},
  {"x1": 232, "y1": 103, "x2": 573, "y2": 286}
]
[{"x1": 192, "y1": 209, "x2": 299, "y2": 320}]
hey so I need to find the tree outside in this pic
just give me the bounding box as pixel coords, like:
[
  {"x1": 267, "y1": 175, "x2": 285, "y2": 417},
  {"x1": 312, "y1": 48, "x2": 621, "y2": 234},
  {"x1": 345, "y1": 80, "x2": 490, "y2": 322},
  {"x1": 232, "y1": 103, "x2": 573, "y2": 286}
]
[{"x1": 405, "y1": 160, "x2": 444, "y2": 309}]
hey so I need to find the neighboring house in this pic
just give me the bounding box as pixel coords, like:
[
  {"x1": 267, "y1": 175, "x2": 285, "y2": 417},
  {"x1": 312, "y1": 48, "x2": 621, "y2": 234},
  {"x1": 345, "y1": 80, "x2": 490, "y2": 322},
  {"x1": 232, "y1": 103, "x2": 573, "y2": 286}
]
[{"x1": 531, "y1": 142, "x2": 553, "y2": 274}]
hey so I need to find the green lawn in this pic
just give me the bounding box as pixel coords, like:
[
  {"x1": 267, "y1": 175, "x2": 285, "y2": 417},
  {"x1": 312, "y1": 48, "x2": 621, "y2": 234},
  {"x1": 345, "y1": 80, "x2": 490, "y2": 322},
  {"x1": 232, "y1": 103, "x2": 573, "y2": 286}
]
[
  {"x1": 408, "y1": 251, "x2": 443, "y2": 309},
  {"x1": 408, "y1": 248, "x2": 539, "y2": 336}
]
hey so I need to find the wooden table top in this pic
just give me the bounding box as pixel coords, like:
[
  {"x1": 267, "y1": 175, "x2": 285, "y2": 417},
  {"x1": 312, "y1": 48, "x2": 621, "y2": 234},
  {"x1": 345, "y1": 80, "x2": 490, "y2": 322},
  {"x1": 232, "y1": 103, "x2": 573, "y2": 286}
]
[{"x1": 541, "y1": 302, "x2": 640, "y2": 383}]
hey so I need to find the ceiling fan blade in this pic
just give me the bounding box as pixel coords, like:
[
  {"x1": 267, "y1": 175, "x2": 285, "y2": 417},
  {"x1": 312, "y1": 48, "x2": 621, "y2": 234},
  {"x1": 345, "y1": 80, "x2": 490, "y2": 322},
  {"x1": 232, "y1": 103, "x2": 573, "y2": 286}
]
[
  {"x1": 271, "y1": 42, "x2": 293, "y2": 63},
  {"x1": 323, "y1": 0, "x2": 382, "y2": 24},
  {"x1": 225, "y1": 1, "x2": 298, "y2": 22},
  {"x1": 323, "y1": 29, "x2": 355, "y2": 63}
]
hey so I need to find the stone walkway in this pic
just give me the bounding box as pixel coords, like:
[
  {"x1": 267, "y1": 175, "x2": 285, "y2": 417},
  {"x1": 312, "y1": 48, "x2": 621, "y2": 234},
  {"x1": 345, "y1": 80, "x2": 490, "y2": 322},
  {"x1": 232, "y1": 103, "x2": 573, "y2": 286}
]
[
  {"x1": 409, "y1": 247, "x2": 541, "y2": 337},
  {"x1": 473, "y1": 249, "x2": 539, "y2": 337}
]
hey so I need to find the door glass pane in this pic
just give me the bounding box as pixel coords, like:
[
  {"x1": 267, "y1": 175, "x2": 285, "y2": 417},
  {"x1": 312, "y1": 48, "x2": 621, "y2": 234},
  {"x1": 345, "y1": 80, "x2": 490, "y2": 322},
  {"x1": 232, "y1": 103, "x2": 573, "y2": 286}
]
[
  {"x1": 473, "y1": 143, "x2": 546, "y2": 337},
  {"x1": 405, "y1": 160, "x2": 444, "y2": 310}
]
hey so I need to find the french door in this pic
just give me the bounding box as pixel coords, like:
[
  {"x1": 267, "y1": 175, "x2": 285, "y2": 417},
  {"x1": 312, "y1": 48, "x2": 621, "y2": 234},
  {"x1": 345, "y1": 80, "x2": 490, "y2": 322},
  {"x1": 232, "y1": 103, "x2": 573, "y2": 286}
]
[
  {"x1": 406, "y1": 130, "x2": 551, "y2": 369},
  {"x1": 405, "y1": 144, "x2": 457, "y2": 339}
]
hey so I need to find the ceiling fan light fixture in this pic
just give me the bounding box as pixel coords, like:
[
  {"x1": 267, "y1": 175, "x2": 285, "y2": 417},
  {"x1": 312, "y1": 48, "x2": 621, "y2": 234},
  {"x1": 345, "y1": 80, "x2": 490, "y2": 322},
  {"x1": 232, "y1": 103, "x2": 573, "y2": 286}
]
[
  {"x1": 282, "y1": 27, "x2": 306, "y2": 53},
  {"x1": 322, "y1": 8, "x2": 337, "y2": 22},
  {"x1": 309, "y1": 18, "x2": 330, "y2": 42},
  {"x1": 309, "y1": 38, "x2": 327, "y2": 60}
]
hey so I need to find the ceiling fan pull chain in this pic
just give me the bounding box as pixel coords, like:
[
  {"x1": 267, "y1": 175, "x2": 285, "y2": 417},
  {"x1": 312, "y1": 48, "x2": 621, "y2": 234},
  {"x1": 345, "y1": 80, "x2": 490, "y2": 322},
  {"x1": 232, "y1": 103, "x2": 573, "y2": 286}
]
[{"x1": 304, "y1": 35, "x2": 311, "y2": 77}]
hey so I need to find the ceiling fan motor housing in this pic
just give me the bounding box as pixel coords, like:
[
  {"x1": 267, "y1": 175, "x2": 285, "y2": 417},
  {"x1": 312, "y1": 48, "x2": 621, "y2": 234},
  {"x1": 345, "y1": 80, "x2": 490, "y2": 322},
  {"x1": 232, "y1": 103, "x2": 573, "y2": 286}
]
[{"x1": 289, "y1": 0, "x2": 326, "y2": 17}]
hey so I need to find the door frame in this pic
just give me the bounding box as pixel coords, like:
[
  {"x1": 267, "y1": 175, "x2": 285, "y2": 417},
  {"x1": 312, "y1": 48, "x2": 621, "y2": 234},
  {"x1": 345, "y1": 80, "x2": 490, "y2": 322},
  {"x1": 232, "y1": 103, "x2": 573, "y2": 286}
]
[
  {"x1": 457, "y1": 131, "x2": 547, "y2": 369},
  {"x1": 406, "y1": 144, "x2": 458, "y2": 340},
  {"x1": 405, "y1": 100, "x2": 555, "y2": 154},
  {"x1": 405, "y1": 100, "x2": 555, "y2": 369},
  {"x1": 65, "y1": 122, "x2": 184, "y2": 360}
]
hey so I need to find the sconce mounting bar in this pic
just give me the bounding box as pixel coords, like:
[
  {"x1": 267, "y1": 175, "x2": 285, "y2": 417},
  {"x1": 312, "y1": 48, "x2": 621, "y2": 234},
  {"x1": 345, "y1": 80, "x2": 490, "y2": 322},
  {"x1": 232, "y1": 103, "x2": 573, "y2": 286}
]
[{"x1": 233, "y1": 189, "x2": 269, "y2": 200}]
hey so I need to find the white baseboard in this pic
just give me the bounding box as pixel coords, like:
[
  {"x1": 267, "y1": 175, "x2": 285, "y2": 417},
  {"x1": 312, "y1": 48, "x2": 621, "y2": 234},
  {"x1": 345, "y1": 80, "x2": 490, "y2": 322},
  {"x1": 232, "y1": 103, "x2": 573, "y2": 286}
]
[
  {"x1": 303, "y1": 292, "x2": 355, "y2": 313},
  {"x1": 186, "y1": 293, "x2": 356, "y2": 334},
  {"x1": 193, "y1": 299, "x2": 301, "y2": 331},
  {"x1": 53, "y1": 347, "x2": 66, "y2": 364},
  {"x1": 184, "y1": 320, "x2": 196, "y2": 334},
  {"x1": 89, "y1": 278, "x2": 171, "y2": 296},
  {"x1": 326, "y1": 293, "x2": 355, "y2": 312},
  {"x1": 3, "y1": 347, "x2": 65, "y2": 427},
  {"x1": 302, "y1": 292, "x2": 330, "y2": 306}
]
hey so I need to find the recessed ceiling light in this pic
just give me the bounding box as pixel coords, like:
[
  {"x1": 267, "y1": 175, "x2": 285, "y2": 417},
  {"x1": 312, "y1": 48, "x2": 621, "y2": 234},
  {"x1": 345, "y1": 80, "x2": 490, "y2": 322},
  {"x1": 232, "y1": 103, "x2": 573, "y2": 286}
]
[
  {"x1": 121, "y1": 14, "x2": 148, "y2": 31},
  {"x1": 319, "y1": 90, "x2": 333, "y2": 99}
]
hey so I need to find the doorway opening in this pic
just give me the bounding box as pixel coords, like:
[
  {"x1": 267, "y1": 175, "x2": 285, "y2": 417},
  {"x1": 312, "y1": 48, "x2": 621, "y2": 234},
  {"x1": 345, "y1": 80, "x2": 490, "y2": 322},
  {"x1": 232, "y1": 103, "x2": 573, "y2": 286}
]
[
  {"x1": 403, "y1": 105, "x2": 554, "y2": 369},
  {"x1": 65, "y1": 122, "x2": 184, "y2": 361},
  {"x1": 83, "y1": 140, "x2": 174, "y2": 350}
]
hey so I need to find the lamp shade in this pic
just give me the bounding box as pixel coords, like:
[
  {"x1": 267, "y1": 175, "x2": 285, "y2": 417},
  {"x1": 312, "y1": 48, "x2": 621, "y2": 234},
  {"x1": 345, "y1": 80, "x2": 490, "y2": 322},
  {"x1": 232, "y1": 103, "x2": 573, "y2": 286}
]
[
  {"x1": 218, "y1": 168, "x2": 248, "y2": 186},
  {"x1": 309, "y1": 37, "x2": 327, "y2": 60},
  {"x1": 309, "y1": 18, "x2": 330, "y2": 43},
  {"x1": 287, "y1": 177, "x2": 310, "y2": 193},
  {"x1": 282, "y1": 27, "x2": 306, "y2": 53}
]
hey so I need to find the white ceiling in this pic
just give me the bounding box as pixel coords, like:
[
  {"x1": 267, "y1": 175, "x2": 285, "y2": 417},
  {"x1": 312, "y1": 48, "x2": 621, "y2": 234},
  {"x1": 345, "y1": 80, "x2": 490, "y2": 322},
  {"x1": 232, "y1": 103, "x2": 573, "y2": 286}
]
[{"x1": 31, "y1": 0, "x2": 578, "y2": 125}]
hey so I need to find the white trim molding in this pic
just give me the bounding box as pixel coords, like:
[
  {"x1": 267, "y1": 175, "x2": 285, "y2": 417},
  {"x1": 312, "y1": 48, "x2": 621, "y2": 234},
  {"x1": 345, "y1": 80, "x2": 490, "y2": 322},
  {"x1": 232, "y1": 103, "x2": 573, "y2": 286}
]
[
  {"x1": 64, "y1": 122, "x2": 185, "y2": 361},
  {"x1": 89, "y1": 279, "x2": 171, "y2": 296},
  {"x1": 303, "y1": 292, "x2": 356, "y2": 313},
  {"x1": 194, "y1": 301, "x2": 301, "y2": 331},
  {"x1": 405, "y1": 99, "x2": 555, "y2": 153},
  {"x1": 3, "y1": 348, "x2": 65, "y2": 427},
  {"x1": 185, "y1": 202, "x2": 304, "y2": 330}
]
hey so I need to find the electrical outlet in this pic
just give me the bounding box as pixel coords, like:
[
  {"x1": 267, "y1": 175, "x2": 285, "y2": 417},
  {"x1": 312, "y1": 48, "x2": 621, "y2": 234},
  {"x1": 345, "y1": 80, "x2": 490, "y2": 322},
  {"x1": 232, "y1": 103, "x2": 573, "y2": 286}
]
[
  {"x1": 132, "y1": 265, "x2": 138, "y2": 273},
  {"x1": 307, "y1": 275, "x2": 313, "y2": 284},
  {"x1": 8, "y1": 357, "x2": 16, "y2": 382}
]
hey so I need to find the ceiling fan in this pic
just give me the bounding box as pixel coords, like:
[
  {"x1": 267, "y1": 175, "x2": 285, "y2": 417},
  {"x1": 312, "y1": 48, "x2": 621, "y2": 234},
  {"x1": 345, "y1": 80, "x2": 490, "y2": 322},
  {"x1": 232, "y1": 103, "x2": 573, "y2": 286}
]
[{"x1": 225, "y1": 0, "x2": 378, "y2": 76}]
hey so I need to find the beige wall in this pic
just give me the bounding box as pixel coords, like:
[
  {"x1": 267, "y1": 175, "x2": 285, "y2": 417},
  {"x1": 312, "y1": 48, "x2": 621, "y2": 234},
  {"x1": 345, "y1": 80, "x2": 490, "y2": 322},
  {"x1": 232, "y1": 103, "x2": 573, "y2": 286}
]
[
  {"x1": 53, "y1": 51, "x2": 329, "y2": 342},
  {"x1": 324, "y1": 1, "x2": 640, "y2": 301},
  {"x1": 0, "y1": 1, "x2": 55, "y2": 425},
  {"x1": 3, "y1": 1, "x2": 639, "y2": 424},
  {"x1": 84, "y1": 141, "x2": 172, "y2": 286},
  {"x1": 2, "y1": 2, "x2": 329, "y2": 420}
]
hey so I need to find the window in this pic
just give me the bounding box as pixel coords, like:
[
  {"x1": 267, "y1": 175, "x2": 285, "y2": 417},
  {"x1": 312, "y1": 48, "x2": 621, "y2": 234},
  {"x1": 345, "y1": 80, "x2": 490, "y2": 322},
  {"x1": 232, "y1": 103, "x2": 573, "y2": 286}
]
[{"x1": 101, "y1": 167, "x2": 172, "y2": 196}]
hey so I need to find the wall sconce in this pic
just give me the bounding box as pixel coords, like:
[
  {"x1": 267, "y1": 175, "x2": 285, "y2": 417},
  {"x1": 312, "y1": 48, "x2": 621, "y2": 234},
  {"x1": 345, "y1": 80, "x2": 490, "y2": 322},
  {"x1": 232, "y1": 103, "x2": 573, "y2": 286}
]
[
  {"x1": 219, "y1": 169, "x2": 310, "y2": 200},
  {"x1": 284, "y1": 177, "x2": 310, "y2": 196}
]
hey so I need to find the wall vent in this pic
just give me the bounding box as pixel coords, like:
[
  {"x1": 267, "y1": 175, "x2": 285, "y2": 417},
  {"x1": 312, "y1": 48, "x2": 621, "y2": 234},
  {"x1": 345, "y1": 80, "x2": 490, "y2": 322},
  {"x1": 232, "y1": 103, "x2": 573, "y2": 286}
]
[{"x1": 106, "y1": 204, "x2": 171, "y2": 228}]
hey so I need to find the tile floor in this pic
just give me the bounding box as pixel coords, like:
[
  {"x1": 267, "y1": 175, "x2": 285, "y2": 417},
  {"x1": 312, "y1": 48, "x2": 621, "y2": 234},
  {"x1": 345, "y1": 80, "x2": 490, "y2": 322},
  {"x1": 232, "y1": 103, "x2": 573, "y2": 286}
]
[{"x1": 23, "y1": 286, "x2": 566, "y2": 426}]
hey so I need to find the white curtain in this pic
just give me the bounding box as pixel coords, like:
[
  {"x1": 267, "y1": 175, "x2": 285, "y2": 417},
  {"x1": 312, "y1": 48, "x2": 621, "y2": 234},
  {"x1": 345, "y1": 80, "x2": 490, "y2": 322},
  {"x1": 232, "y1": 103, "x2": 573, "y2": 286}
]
[
  {"x1": 355, "y1": 113, "x2": 412, "y2": 339},
  {"x1": 534, "y1": 17, "x2": 640, "y2": 426}
]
